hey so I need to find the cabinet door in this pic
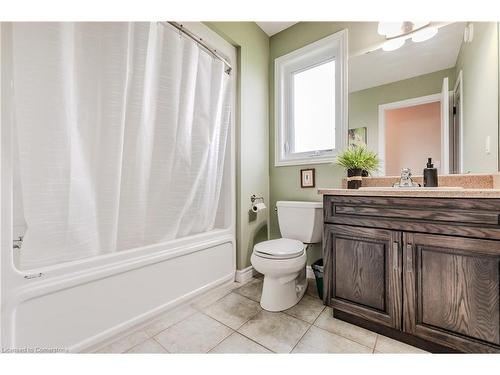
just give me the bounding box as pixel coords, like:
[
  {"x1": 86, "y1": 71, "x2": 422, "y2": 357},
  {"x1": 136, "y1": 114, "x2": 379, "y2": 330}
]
[
  {"x1": 324, "y1": 224, "x2": 402, "y2": 329},
  {"x1": 403, "y1": 233, "x2": 500, "y2": 353}
]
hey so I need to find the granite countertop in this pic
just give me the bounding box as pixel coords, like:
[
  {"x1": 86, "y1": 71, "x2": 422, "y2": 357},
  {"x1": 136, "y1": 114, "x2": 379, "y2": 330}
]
[{"x1": 317, "y1": 187, "x2": 500, "y2": 198}]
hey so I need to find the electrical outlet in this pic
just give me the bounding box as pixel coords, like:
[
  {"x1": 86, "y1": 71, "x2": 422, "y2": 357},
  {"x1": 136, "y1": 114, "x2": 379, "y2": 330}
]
[{"x1": 464, "y1": 23, "x2": 474, "y2": 43}]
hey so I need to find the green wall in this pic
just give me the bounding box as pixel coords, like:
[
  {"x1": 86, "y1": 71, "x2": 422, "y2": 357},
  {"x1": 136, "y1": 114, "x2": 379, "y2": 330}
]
[
  {"x1": 269, "y1": 23, "x2": 350, "y2": 264},
  {"x1": 269, "y1": 23, "x2": 459, "y2": 265},
  {"x1": 456, "y1": 22, "x2": 499, "y2": 173},
  {"x1": 349, "y1": 68, "x2": 456, "y2": 153},
  {"x1": 206, "y1": 22, "x2": 270, "y2": 270},
  {"x1": 268, "y1": 23, "x2": 415, "y2": 263},
  {"x1": 207, "y1": 21, "x2": 499, "y2": 269}
]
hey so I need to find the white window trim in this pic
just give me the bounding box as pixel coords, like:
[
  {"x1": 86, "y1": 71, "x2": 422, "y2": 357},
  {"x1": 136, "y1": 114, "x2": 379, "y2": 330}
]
[{"x1": 274, "y1": 29, "x2": 348, "y2": 167}]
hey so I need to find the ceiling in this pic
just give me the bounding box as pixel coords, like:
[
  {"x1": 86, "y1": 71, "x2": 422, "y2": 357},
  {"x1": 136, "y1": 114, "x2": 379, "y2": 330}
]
[
  {"x1": 255, "y1": 22, "x2": 465, "y2": 92},
  {"x1": 349, "y1": 22, "x2": 467, "y2": 92},
  {"x1": 256, "y1": 22, "x2": 298, "y2": 36}
]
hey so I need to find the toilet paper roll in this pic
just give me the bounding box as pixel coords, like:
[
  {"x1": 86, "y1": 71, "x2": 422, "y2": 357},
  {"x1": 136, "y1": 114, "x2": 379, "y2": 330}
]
[{"x1": 252, "y1": 202, "x2": 267, "y2": 213}]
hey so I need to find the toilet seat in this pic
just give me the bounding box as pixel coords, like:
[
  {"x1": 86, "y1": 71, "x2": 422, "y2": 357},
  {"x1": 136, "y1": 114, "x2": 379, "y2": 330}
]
[{"x1": 253, "y1": 238, "x2": 304, "y2": 259}]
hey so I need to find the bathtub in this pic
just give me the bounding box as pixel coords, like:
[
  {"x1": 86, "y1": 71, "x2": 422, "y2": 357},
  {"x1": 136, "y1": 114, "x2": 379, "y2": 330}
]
[
  {"x1": 0, "y1": 21, "x2": 237, "y2": 353},
  {"x1": 0, "y1": 228, "x2": 235, "y2": 352}
]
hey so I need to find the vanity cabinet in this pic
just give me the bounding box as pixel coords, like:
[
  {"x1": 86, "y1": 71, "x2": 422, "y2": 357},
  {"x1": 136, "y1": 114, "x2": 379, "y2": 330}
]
[
  {"x1": 324, "y1": 225, "x2": 402, "y2": 330},
  {"x1": 323, "y1": 195, "x2": 500, "y2": 353},
  {"x1": 403, "y1": 233, "x2": 500, "y2": 353}
]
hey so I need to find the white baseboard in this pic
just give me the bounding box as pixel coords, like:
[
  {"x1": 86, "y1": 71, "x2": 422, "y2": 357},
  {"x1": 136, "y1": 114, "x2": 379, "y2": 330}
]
[
  {"x1": 235, "y1": 266, "x2": 257, "y2": 283},
  {"x1": 306, "y1": 265, "x2": 314, "y2": 279}
]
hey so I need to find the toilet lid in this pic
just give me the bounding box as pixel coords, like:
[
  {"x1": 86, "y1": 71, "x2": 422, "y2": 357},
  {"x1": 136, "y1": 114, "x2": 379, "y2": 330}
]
[{"x1": 254, "y1": 238, "x2": 304, "y2": 259}]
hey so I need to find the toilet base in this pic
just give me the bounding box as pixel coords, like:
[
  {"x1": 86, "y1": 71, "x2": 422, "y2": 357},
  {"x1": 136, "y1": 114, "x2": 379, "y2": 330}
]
[{"x1": 260, "y1": 267, "x2": 307, "y2": 312}]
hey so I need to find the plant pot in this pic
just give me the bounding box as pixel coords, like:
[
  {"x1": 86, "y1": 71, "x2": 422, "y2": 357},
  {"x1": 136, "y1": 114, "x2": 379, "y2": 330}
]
[
  {"x1": 347, "y1": 168, "x2": 363, "y2": 189},
  {"x1": 361, "y1": 170, "x2": 369, "y2": 177}
]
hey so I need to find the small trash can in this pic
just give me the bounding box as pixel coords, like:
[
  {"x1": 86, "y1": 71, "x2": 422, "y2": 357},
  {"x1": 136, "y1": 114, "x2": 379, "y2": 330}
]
[{"x1": 311, "y1": 258, "x2": 324, "y2": 299}]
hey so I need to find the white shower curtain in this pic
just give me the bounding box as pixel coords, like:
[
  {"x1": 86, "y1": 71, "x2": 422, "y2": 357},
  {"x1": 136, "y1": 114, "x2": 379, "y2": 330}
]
[{"x1": 11, "y1": 22, "x2": 232, "y2": 270}]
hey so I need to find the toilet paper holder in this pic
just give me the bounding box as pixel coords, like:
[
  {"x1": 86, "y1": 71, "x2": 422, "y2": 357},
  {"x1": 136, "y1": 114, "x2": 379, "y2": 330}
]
[{"x1": 250, "y1": 195, "x2": 266, "y2": 213}]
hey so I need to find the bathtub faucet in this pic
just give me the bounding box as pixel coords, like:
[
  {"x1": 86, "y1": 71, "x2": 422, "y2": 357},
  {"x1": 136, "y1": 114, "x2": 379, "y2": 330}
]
[{"x1": 13, "y1": 235, "x2": 23, "y2": 250}]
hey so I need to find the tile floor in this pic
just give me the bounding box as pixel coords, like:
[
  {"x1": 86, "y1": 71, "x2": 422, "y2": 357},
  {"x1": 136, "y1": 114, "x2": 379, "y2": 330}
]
[{"x1": 95, "y1": 277, "x2": 428, "y2": 354}]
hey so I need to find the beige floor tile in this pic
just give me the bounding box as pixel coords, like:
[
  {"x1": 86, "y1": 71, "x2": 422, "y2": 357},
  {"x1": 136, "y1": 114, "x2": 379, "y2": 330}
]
[
  {"x1": 238, "y1": 310, "x2": 310, "y2": 353},
  {"x1": 234, "y1": 278, "x2": 263, "y2": 303},
  {"x1": 126, "y1": 339, "x2": 168, "y2": 353},
  {"x1": 143, "y1": 304, "x2": 198, "y2": 337},
  {"x1": 285, "y1": 294, "x2": 325, "y2": 324},
  {"x1": 292, "y1": 326, "x2": 373, "y2": 353},
  {"x1": 375, "y1": 335, "x2": 428, "y2": 353},
  {"x1": 96, "y1": 329, "x2": 149, "y2": 353},
  {"x1": 314, "y1": 307, "x2": 377, "y2": 349},
  {"x1": 154, "y1": 312, "x2": 233, "y2": 353},
  {"x1": 209, "y1": 332, "x2": 271, "y2": 353},
  {"x1": 191, "y1": 282, "x2": 241, "y2": 310},
  {"x1": 203, "y1": 292, "x2": 262, "y2": 329}
]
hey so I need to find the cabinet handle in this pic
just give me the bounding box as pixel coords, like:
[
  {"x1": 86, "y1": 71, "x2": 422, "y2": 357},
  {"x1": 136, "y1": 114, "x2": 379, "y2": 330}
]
[
  {"x1": 392, "y1": 242, "x2": 399, "y2": 270},
  {"x1": 406, "y1": 244, "x2": 413, "y2": 272}
]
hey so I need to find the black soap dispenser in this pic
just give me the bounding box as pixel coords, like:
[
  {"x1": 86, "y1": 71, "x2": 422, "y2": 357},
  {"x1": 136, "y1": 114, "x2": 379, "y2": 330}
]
[{"x1": 423, "y1": 157, "x2": 438, "y2": 187}]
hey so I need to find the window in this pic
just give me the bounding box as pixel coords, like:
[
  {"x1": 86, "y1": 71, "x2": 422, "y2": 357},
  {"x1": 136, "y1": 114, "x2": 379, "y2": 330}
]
[{"x1": 275, "y1": 30, "x2": 347, "y2": 166}]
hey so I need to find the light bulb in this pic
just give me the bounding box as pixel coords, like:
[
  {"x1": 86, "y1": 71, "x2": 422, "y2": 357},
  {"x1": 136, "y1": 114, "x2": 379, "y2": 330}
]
[
  {"x1": 412, "y1": 27, "x2": 438, "y2": 42},
  {"x1": 382, "y1": 38, "x2": 405, "y2": 51},
  {"x1": 378, "y1": 22, "x2": 404, "y2": 37}
]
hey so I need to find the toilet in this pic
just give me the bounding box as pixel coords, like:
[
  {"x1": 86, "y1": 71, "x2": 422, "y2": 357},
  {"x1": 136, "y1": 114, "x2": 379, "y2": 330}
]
[{"x1": 250, "y1": 201, "x2": 323, "y2": 312}]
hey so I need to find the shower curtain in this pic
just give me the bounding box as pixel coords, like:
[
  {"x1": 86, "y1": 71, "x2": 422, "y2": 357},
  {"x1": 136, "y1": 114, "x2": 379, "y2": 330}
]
[{"x1": 10, "y1": 22, "x2": 232, "y2": 270}]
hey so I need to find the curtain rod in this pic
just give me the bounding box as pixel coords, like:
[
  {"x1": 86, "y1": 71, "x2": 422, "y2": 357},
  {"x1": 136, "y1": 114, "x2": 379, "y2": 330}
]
[{"x1": 161, "y1": 22, "x2": 232, "y2": 75}]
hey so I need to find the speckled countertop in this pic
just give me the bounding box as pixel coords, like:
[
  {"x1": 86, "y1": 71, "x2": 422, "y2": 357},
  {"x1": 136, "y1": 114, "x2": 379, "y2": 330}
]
[
  {"x1": 320, "y1": 173, "x2": 500, "y2": 198},
  {"x1": 317, "y1": 187, "x2": 500, "y2": 198},
  {"x1": 343, "y1": 173, "x2": 500, "y2": 189}
]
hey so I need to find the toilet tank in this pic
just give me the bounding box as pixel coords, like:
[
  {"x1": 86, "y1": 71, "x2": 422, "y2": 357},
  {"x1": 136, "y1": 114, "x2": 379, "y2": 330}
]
[{"x1": 277, "y1": 201, "x2": 323, "y2": 243}]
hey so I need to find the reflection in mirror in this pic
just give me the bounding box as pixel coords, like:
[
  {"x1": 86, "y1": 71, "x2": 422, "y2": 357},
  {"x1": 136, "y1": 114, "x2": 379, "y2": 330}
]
[{"x1": 348, "y1": 22, "x2": 499, "y2": 176}]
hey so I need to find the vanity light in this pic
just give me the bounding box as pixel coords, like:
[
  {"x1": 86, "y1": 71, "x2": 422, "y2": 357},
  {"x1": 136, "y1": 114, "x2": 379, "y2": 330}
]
[
  {"x1": 378, "y1": 22, "x2": 438, "y2": 52},
  {"x1": 382, "y1": 37, "x2": 406, "y2": 51},
  {"x1": 411, "y1": 26, "x2": 438, "y2": 42},
  {"x1": 378, "y1": 22, "x2": 405, "y2": 37},
  {"x1": 378, "y1": 21, "x2": 430, "y2": 38}
]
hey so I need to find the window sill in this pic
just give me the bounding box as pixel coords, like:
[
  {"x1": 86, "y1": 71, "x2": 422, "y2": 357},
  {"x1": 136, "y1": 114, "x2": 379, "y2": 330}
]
[{"x1": 274, "y1": 156, "x2": 335, "y2": 167}]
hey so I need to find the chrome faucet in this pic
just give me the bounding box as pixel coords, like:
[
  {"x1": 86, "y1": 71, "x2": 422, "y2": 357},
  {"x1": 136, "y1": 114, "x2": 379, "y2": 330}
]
[{"x1": 393, "y1": 168, "x2": 420, "y2": 188}]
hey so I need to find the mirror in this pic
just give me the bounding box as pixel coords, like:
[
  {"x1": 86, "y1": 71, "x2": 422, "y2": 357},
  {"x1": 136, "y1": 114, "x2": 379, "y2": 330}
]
[{"x1": 348, "y1": 22, "x2": 499, "y2": 176}]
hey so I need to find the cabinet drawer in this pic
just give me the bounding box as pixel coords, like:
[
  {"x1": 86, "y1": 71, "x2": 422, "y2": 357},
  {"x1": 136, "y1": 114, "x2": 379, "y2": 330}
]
[{"x1": 324, "y1": 196, "x2": 500, "y2": 238}]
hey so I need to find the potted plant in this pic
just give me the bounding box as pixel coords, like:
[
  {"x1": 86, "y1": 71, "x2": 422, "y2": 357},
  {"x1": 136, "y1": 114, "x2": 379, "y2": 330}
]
[{"x1": 336, "y1": 146, "x2": 380, "y2": 189}]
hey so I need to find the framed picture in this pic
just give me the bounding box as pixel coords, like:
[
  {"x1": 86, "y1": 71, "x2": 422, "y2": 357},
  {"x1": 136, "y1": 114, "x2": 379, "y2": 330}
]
[
  {"x1": 300, "y1": 168, "x2": 315, "y2": 188},
  {"x1": 348, "y1": 127, "x2": 367, "y2": 147}
]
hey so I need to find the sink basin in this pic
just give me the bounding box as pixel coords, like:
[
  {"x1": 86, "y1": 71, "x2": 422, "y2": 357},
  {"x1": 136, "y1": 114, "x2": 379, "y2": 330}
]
[{"x1": 358, "y1": 186, "x2": 464, "y2": 191}]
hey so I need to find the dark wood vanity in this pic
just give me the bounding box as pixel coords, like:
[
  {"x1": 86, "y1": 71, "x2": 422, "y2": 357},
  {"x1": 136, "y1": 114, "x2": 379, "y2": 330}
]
[{"x1": 322, "y1": 193, "x2": 500, "y2": 353}]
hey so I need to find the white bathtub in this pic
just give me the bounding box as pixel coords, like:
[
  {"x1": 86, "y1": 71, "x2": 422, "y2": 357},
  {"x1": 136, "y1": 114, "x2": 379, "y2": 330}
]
[
  {"x1": 0, "y1": 21, "x2": 237, "y2": 353},
  {"x1": 1, "y1": 229, "x2": 235, "y2": 352}
]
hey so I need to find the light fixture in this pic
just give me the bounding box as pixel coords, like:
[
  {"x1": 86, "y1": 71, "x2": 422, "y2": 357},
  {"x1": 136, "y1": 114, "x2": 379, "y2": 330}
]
[
  {"x1": 378, "y1": 22, "x2": 405, "y2": 38},
  {"x1": 411, "y1": 26, "x2": 438, "y2": 42},
  {"x1": 412, "y1": 22, "x2": 431, "y2": 32},
  {"x1": 382, "y1": 38, "x2": 406, "y2": 51},
  {"x1": 378, "y1": 22, "x2": 430, "y2": 38},
  {"x1": 377, "y1": 21, "x2": 438, "y2": 52}
]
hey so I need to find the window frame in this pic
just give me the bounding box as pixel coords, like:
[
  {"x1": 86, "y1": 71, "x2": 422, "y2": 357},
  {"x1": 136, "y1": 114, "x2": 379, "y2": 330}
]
[{"x1": 274, "y1": 29, "x2": 348, "y2": 167}]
